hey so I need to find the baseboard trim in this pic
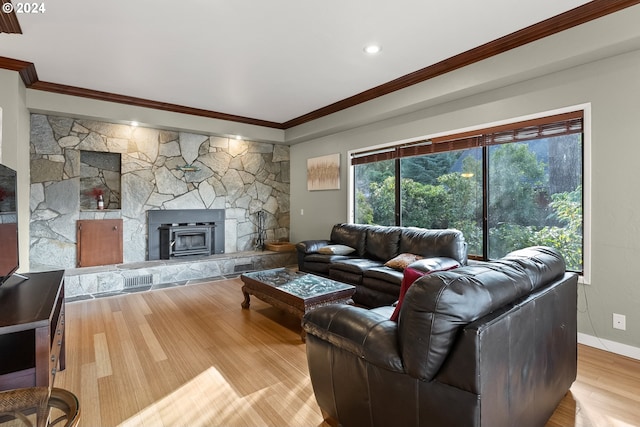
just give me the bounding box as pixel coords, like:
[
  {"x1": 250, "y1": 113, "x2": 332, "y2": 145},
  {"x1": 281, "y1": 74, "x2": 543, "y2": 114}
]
[{"x1": 578, "y1": 332, "x2": 640, "y2": 360}]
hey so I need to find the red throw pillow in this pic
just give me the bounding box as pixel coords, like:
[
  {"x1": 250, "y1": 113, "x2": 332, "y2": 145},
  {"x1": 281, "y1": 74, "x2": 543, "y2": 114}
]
[{"x1": 390, "y1": 267, "x2": 426, "y2": 322}]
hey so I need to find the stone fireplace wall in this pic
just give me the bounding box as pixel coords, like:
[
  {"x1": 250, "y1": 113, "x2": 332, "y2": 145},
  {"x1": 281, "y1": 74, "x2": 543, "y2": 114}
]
[{"x1": 29, "y1": 114, "x2": 290, "y2": 271}]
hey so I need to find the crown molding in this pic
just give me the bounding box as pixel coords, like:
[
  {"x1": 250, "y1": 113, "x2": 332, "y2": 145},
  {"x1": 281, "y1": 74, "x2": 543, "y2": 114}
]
[
  {"x1": 0, "y1": 1, "x2": 22, "y2": 34},
  {"x1": 1, "y1": 0, "x2": 639, "y2": 130},
  {"x1": 28, "y1": 80, "x2": 284, "y2": 129},
  {"x1": 0, "y1": 56, "x2": 37, "y2": 84},
  {"x1": 282, "y1": 0, "x2": 640, "y2": 128}
]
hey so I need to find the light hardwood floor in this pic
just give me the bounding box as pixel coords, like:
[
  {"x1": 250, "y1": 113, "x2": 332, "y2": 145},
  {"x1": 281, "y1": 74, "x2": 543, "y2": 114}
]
[{"x1": 54, "y1": 277, "x2": 640, "y2": 427}]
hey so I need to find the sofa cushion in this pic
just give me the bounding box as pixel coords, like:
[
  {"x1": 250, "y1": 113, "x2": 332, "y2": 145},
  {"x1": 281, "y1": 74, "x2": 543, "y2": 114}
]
[
  {"x1": 330, "y1": 258, "x2": 385, "y2": 274},
  {"x1": 389, "y1": 258, "x2": 463, "y2": 322},
  {"x1": 305, "y1": 253, "x2": 352, "y2": 264},
  {"x1": 399, "y1": 263, "x2": 529, "y2": 380},
  {"x1": 384, "y1": 253, "x2": 424, "y2": 271},
  {"x1": 399, "y1": 227, "x2": 467, "y2": 264},
  {"x1": 498, "y1": 245, "x2": 566, "y2": 290},
  {"x1": 360, "y1": 276, "x2": 404, "y2": 296},
  {"x1": 365, "y1": 226, "x2": 402, "y2": 261},
  {"x1": 406, "y1": 256, "x2": 461, "y2": 274},
  {"x1": 330, "y1": 224, "x2": 368, "y2": 256},
  {"x1": 352, "y1": 283, "x2": 398, "y2": 307},
  {"x1": 330, "y1": 269, "x2": 365, "y2": 287},
  {"x1": 362, "y1": 266, "x2": 404, "y2": 285},
  {"x1": 318, "y1": 244, "x2": 356, "y2": 255},
  {"x1": 301, "y1": 261, "x2": 331, "y2": 276}
]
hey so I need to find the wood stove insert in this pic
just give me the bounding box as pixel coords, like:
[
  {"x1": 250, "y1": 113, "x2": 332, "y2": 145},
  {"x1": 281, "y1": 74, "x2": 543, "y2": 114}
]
[
  {"x1": 148, "y1": 209, "x2": 225, "y2": 260},
  {"x1": 159, "y1": 223, "x2": 215, "y2": 258}
]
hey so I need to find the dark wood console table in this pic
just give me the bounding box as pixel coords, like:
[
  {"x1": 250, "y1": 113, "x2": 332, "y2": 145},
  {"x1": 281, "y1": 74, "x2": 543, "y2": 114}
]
[{"x1": 0, "y1": 270, "x2": 65, "y2": 391}]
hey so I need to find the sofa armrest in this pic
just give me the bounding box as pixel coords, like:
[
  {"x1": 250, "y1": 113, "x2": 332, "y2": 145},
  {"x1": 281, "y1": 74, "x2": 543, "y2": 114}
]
[
  {"x1": 296, "y1": 239, "x2": 331, "y2": 254},
  {"x1": 302, "y1": 304, "x2": 404, "y2": 373}
]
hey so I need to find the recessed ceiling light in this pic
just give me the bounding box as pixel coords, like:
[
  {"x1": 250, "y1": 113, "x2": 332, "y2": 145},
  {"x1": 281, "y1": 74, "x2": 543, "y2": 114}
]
[
  {"x1": 364, "y1": 44, "x2": 382, "y2": 55},
  {"x1": 131, "y1": 121, "x2": 139, "y2": 127},
  {"x1": 235, "y1": 135, "x2": 242, "y2": 140}
]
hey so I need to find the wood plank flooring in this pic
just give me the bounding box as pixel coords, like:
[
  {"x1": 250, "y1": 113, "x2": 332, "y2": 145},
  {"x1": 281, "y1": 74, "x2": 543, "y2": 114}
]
[{"x1": 54, "y1": 277, "x2": 640, "y2": 427}]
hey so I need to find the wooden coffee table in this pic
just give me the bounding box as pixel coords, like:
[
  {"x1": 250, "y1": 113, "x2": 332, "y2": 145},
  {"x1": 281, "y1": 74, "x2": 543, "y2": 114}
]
[{"x1": 240, "y1": 268, "x2": 355, "y2": 340}]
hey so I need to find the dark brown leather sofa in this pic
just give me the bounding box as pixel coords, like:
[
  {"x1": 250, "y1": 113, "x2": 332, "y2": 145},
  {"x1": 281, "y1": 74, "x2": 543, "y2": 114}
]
[
  {"x1": 296, "y1": 223, "x2": 468, "y2": 307},
  {"x1": 302, "y1": 246, "x2": 577, "y2": 427}
]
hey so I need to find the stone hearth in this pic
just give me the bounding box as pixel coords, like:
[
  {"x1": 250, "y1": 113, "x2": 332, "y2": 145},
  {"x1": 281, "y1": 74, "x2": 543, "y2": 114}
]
[{"x1": 64, "y1": 249, "x2": 296, "y2": 299}]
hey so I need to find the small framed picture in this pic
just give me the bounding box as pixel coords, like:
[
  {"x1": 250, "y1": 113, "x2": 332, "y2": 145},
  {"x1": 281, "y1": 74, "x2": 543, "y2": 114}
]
[{"x1": 307, "y1": 153, "x2": 340, "y2": 191}]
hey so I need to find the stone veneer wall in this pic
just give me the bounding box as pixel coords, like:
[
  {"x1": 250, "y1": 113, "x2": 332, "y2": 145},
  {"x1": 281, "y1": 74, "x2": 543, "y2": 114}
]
[{"x1": 29, "y1": 114, "x2": 290, "y2": 271}]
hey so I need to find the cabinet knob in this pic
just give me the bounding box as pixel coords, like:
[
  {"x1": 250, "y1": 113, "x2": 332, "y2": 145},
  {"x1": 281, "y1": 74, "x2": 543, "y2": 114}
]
[
  {"x1": 51, "y1": 368, "x2": 57, "y2": 376},
  {"x1": 51, "y1": 355, "x2": 56, "y2": 362}
]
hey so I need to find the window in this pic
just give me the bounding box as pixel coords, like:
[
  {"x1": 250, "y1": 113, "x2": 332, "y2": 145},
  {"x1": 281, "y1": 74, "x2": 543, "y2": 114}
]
[
  {"x1": 352, "y1": 111, "x2": 584, "y2": 273},
  {"x1": 400, "y1": 148, "x2": 484, "y2": 255},
  {"x1": 354, "y1": 156, "x2": 395, "y2": 225}
]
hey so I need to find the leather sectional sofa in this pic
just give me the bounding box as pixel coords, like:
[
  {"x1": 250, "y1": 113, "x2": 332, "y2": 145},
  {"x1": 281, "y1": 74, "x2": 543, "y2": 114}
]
[
  {"x1": 302, "y1": 246, "x2": 578, "y2": 427},
  {"x1": 296, "y1": 223, "x2": 468, "y2": 307}
]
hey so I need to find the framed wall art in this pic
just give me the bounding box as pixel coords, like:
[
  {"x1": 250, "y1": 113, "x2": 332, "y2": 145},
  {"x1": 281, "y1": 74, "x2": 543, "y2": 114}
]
[{"x1": 307, "y1": 153, "x2": 340, "y2": 191}]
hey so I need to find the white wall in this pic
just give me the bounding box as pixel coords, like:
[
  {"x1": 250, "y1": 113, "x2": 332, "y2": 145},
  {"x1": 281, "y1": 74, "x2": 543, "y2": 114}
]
[{"x1": 289, "y1": 11, "x2": 640, "y2": 351}]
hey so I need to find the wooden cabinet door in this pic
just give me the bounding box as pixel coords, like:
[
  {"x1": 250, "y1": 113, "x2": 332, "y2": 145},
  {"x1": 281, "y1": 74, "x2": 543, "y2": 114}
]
[
  {"x1": 77, "y1": 219, "x2": 123, "y2": 267},
  {"x1": 0, "y1": 223, "x2": 18, "y2": 275}
]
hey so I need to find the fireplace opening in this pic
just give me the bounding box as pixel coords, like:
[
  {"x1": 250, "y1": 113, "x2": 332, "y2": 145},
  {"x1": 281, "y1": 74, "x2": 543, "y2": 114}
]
[
  {"x1": 159, "y1": 223, "x2": 215, "y2": 258},
  {"x1": 147, "y1": 209, "x2": 225, "y2": 260}
]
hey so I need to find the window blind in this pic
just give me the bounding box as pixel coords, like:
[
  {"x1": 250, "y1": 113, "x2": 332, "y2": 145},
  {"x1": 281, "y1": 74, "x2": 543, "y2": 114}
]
[{"x1": 351, "y1": 110, "x2": 583, "y2": 165}]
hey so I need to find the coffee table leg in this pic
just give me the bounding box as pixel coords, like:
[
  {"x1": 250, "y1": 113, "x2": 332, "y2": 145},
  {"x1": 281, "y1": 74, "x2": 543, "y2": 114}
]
[{"x1": 241, "y1": 288, "x2": 251, "y2": 309}]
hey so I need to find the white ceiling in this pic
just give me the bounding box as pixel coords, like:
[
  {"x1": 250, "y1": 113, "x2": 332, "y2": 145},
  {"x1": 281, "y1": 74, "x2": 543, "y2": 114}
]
[{"x1": 1, "y1": 0, "x2": 593, "y2": 124}]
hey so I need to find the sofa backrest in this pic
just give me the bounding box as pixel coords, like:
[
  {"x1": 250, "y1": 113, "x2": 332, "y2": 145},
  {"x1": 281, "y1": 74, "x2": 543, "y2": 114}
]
[
  {"x1": 436, "y1": 270, "x2": 577, "y2": 426},
  {"x1": 399, "y1": 227, "x2": 467, "y2": 265},
  {"x1": 364, "y1": 226, "x2": 402, "y2": 261},
  {"x1": 330, "y1": 223, "x2": 369, "y2": 256},
  {"x1": 397, "y1": 246, "x2": 566, "y2": 381},
  {"x1": 330, "y1": 223, "x2": 468, "y2": 263}
]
